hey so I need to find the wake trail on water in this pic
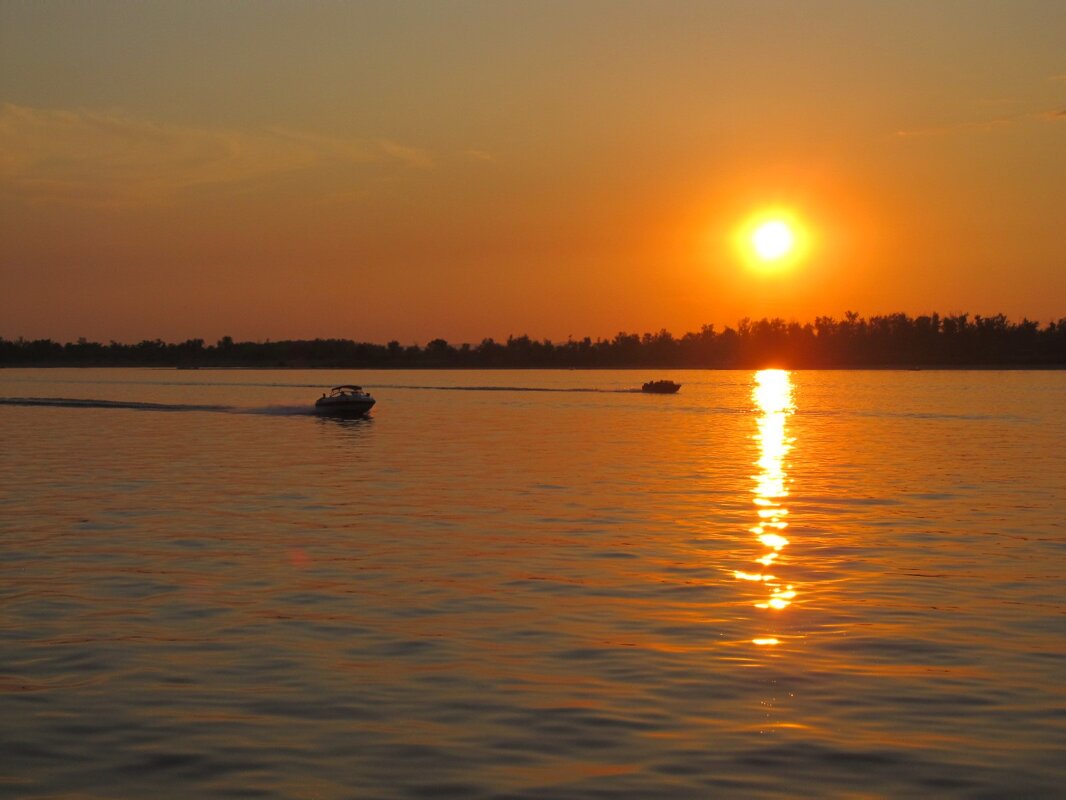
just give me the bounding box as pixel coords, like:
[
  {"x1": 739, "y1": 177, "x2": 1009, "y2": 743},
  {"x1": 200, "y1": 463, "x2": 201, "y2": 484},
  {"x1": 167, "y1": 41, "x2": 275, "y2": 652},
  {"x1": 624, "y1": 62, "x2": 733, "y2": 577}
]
[
  {"x1": 369, "y1": 384, "x2": 642, "y2": 393},
  {"x1": 244, "y1": 405, "x2": 322, "y2": 416},
  {"x1": 0, "y1": 397, "x2": 322, "y2": 416}
]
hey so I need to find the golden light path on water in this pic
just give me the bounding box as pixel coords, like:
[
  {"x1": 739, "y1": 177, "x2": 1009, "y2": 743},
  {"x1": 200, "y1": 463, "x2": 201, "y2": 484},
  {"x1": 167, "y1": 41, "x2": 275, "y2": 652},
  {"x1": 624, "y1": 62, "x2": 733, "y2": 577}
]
[{"x1": 737, "y1": 369, "x2": 796, "y2": 645}]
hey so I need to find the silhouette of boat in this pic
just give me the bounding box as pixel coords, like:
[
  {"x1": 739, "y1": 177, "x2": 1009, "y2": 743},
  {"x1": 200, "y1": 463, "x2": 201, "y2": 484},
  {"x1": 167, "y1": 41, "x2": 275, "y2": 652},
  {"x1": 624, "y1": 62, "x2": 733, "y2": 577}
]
[
  {"x1": 642, "y1": 380, "x2": 681, "y2": 394},
  {"x1": 315, "y1": 385, "x2": 376, "y2": 416}
]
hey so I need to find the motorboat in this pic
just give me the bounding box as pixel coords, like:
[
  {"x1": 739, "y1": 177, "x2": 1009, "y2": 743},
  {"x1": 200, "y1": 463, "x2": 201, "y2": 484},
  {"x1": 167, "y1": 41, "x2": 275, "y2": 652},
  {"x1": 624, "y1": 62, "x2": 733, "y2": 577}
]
[
  {"x1": 315, "y1": 385, "x2": 376, "y2": 416},
  {"x1": 641, "y1": 380, "x2": 681, "y2": 394}
]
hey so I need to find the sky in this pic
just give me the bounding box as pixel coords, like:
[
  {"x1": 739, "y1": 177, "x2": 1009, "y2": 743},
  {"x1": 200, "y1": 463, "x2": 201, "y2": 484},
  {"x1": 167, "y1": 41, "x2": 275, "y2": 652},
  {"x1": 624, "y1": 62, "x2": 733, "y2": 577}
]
[{"x1": 1, "y1": 1, "x2": 1064, "y2": 345}]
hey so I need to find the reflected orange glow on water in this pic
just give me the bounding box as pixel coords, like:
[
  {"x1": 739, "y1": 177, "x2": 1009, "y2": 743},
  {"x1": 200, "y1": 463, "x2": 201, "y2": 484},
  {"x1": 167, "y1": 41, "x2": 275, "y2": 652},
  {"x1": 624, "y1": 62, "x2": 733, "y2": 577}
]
[
  {"x1": 743, "y1": 369, "x2": 796, "y2": 644},
  {"x1": 2, "y1": 368, "x2": 1064, "y2": 795}
]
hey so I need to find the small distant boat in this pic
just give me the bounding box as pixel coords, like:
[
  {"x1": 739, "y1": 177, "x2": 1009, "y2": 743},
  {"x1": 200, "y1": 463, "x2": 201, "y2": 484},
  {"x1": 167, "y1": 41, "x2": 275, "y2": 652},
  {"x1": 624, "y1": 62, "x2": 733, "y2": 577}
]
[
  {"x1": 315, "y1": 385, "x2": 376, "y2": 417},
  {"x1": 642, "y1": 380, "x2": 681, "y2": 394}
]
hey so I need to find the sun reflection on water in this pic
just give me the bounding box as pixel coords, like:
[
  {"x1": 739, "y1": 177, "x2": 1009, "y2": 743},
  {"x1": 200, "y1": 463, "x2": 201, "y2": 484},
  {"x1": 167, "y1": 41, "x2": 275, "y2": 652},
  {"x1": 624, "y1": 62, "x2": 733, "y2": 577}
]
[{"x1": 738, "y1": 369, "x2": 796, "y2": 644}]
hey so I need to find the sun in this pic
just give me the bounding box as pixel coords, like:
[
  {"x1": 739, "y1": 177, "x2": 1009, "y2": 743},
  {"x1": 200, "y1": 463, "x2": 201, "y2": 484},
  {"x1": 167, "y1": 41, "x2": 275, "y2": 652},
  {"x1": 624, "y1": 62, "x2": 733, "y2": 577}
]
[
  {"x1": 752, "y1": 220, "x2": 794, "y2": 261},
  {"x1": 735, "y1": 209, "x2": 809, "y2": 270}
]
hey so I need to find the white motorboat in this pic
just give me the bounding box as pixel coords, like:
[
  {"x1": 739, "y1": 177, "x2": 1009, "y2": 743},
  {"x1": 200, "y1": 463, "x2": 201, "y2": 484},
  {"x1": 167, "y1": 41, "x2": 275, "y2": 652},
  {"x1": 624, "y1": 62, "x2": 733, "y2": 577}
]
[{"x1": 315, "y1": 385, "x2": 376, "y2": 417}]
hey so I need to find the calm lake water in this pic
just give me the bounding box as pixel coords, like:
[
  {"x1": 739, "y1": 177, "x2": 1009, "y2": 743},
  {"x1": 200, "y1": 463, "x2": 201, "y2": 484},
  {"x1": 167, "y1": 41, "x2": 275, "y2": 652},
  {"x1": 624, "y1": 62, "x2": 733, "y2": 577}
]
[{"x1": 2, "y1": 368, "x2": 1064, "y2": 798}]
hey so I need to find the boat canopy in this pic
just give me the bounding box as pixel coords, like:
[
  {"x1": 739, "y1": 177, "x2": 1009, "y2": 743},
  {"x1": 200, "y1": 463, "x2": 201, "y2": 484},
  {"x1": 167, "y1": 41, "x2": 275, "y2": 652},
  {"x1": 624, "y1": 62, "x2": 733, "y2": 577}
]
[{"x1": 330, "y1": 385, "x2": 363, "y2": 391}]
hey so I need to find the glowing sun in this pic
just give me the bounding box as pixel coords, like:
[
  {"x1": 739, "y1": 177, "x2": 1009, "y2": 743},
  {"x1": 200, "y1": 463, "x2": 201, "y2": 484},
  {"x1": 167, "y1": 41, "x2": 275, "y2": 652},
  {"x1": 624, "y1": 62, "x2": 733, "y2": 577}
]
[
  {"x1": 752, "y1": 220, "x2": 795, "y2": 261},
  {"x1": 734, "y1": 209, "x2": 810, "y2": 270}
]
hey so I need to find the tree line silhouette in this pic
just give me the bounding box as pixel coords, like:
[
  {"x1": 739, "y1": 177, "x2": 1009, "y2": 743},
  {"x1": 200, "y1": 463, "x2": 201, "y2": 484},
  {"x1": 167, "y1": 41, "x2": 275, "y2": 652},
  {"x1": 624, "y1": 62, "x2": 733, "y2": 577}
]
[{"x1": 2, "y1": 313, "x2": 1064, "y2": 368}]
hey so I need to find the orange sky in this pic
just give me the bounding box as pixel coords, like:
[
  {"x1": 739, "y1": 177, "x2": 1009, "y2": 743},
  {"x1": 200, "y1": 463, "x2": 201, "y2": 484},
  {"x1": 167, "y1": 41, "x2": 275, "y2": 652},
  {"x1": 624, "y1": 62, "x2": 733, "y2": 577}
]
[{"x1": 1, "y1": 2, "x2": 1064, "y2": 344}]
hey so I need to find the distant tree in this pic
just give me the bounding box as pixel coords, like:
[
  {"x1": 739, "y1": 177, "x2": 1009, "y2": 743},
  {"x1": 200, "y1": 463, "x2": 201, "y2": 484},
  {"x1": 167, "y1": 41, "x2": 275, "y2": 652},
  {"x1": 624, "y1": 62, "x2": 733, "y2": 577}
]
[{"x1": 3, "y1": 313, "x2": 1065, "y2": 368}]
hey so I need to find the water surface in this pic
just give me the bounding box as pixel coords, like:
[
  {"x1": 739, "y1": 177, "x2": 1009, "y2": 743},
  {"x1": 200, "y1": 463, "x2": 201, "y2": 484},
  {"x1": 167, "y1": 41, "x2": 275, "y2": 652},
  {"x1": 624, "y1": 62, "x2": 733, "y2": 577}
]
[{"x1": 1, "y1": 369, "x2": 1064, "y2": 798}]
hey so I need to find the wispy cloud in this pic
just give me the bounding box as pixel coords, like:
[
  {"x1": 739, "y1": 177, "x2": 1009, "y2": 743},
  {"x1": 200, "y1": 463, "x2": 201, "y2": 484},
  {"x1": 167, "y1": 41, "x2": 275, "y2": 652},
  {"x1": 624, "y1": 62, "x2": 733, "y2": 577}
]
[
  {"x1": 464, "y1": 148, "x2": 497, "y2": 163},
  {"x1": 894, "y1": 116, "x2": 1014, "y2": 138},
  {"x1": 0, "y1": 104, "x2": 432, "y2": 207},
  {"x1": 894, "y1": 109, "x2": 1063, "y2": 138},
  {"x1": 376, "y1": 139, "x2": 434, "y2": 169}
]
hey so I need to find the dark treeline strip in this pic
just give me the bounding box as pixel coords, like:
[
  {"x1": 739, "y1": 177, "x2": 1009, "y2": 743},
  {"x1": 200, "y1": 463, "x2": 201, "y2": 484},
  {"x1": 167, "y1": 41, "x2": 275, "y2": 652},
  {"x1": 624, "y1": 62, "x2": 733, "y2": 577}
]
[{"x1": 3, "y1": 313, "x2": 1065, "y2": 369}]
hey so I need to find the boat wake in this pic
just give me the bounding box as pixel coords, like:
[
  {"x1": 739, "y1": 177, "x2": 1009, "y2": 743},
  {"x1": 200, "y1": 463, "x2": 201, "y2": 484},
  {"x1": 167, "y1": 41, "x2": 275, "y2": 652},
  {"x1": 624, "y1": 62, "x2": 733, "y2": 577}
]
[
  {"x1": 0, "y1": 397, "x2": 234, "y2": 412},
  {"x1": 369, "y1": 384, "x2": 641, "y2": 393},
  {"x1": 244, "y1": 405, "x2": 321, "y2": 416},
  {"x1": 0, "y1": 397, "x2": 322, "y2": 416}
]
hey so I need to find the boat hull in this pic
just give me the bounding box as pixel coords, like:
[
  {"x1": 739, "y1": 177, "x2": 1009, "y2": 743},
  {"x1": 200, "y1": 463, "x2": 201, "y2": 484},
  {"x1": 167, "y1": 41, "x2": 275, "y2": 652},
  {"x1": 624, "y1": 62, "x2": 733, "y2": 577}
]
[{"x1": 314, "y1": 398, "x2": 376, "y2": 417}]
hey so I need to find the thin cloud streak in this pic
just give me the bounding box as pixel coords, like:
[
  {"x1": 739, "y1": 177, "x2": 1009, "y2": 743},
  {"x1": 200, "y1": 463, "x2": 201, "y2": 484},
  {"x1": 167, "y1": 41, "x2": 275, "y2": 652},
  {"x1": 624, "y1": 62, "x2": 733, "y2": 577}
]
[
  {"x1": 0, "y1": 104, "x2": 432, "y2": 207},
  {"x1": 464, "y1": 149, "x2": 498, "y2": 163},
  {"x1": 894, "y1": 110, "x2": 1063, "y2": 138}
]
